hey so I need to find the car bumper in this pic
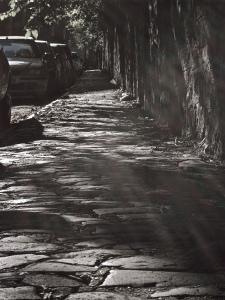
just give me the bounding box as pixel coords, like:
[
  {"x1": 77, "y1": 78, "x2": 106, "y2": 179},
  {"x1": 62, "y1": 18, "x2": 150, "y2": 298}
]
[{"x1": 9, "y1": 78, "x2": 48, "y2": 98}]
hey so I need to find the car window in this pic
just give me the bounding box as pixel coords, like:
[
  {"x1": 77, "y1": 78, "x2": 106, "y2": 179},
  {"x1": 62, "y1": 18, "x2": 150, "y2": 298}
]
[{"x1": 0, "y1": 41, "x2": 37, "y2": 58}]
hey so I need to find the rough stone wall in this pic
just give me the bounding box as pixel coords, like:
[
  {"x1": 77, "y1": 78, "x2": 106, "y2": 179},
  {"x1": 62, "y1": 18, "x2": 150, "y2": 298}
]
[{"x1": 102, "y1": 0, "x2": 225, "y2": 160}]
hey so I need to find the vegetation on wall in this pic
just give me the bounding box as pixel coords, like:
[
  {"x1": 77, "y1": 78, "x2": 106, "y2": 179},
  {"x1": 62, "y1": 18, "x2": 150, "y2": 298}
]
[{"x1": 101, "y1": 0, "x2": 225, "y2": 159}]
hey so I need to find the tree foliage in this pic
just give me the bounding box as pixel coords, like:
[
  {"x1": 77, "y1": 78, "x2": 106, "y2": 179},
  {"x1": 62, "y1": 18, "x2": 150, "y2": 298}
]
[{"x1": 0, "y1": 0, "x2": 104, "y2": 50}]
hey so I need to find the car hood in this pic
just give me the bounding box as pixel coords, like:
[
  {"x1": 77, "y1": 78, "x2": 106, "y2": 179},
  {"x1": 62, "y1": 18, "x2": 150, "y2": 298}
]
[{"x1": 8, "y1": 58, "x2": 43, "y2": 71}]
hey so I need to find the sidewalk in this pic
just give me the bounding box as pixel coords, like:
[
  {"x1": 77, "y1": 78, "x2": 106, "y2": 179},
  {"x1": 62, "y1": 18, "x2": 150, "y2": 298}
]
[{"x1": 0, "y1": 70, "x2": 225, "y2": 299}]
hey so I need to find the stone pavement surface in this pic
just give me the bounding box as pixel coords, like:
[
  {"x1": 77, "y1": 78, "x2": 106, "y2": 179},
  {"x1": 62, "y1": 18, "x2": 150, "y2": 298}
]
[{"x1": 0, "y1": 70, "x2": 225, "y2": 299}]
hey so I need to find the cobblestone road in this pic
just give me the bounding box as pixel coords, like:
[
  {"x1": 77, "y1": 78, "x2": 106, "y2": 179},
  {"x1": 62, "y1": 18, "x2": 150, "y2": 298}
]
[{"x1": 0, "y1": 70, "x2": 225, "y2": 299}]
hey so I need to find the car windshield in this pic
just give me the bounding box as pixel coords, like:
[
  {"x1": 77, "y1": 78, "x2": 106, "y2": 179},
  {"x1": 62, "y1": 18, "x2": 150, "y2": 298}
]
[{"x1": 0, "y1": 41, "x2": 37, "y2": 58}]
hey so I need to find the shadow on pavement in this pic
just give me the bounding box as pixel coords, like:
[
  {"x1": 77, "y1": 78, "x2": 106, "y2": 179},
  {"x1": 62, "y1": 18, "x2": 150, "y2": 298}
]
[
  {"x1": 0, "y1": 210, "x2": 74, "y2": 237},
  {"x1": 5, "y1": 147, "x2": 225, "y2": 273},
  {"x1": 0, "y1": 118, "x2": 44, "y2": 147}
]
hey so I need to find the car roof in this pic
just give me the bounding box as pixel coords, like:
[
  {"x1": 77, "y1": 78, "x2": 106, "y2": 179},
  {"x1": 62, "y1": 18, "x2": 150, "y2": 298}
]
[
  {"x1": 0, "y1": 36, "x2": 34, "y2": 40},
  {"x1": 35, "y1": 40, "x2": 49, "y2": 44},
  {"x1": 50, "y1": 43, "x2": 67, "y2": 47}
]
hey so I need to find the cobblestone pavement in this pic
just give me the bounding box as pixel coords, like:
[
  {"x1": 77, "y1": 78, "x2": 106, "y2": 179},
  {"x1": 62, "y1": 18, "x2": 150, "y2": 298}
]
[{"x1": 0, "y1": 70, "x2": 225, "y2": 299}]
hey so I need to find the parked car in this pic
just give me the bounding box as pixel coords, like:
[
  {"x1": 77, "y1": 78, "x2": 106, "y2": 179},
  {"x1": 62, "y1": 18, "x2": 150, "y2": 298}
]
[
  {"x1": 0, "y1": 36, "x2": 49, "y2": 102},
  {"x1": 35, "y1": 40, "x2": 61, "y2": 95},
  {"x1": 50, "y1": 43, "x2": 75, "y2": 88},
  {"x1": 0, "y1": 48, "x2": 11, "y2": 130}
]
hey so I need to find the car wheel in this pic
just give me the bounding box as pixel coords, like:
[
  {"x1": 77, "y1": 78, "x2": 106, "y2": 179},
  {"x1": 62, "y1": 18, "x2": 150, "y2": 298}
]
[{"x1": 0, "y1": 94, "x2": 11, "y2": 130}]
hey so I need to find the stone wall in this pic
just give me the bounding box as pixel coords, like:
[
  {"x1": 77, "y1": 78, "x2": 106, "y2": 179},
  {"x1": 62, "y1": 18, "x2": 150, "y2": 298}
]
[{"x1": 102, "y1": 0, "x2": 225, "y2": 160}]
